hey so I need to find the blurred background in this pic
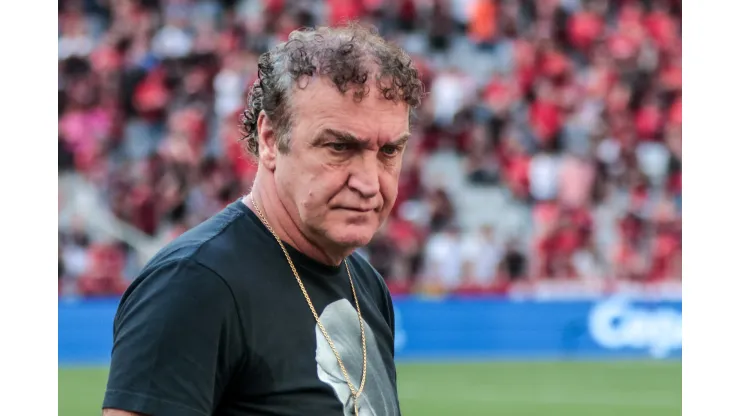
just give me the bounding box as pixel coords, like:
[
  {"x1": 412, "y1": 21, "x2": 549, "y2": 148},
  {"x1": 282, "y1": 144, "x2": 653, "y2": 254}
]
[{"x1": 58, "y1": 0, "x2": 682, "y2": 415}]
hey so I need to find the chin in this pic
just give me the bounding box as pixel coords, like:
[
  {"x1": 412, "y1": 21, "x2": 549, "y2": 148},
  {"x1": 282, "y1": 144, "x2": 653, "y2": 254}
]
[{"x1": 326, "y1": 226, "x2": 376, "y2": 249}]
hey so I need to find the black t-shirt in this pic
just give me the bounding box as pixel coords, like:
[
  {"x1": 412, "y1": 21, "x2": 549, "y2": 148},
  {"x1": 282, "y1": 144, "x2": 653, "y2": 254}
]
[{"x1": 103, "y1": 200, "x2": 401, "y2": 416}]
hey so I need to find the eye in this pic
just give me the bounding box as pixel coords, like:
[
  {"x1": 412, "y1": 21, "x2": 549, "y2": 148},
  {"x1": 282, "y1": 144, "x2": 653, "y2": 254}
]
[
  {"x1": 329, "y1": 143, "x2": 349, "y2": 152},
  {"x1": 380, "y1": 145, "x2": 400, "y2": 156}
]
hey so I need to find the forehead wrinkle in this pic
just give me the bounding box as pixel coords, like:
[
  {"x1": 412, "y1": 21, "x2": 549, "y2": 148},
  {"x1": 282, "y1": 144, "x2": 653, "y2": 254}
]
[
  {"x1": 290, "y1": 78, "x2": 410, "y2": 147},
  {"x1": 322, "y1": 128, "x2": 410, "y2": 151}
]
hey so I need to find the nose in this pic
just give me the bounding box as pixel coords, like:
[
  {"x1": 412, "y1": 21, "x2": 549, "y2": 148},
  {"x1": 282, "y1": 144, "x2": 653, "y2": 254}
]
[{"x1": 347, "y1": 153, "x2": 380, "y2": 199}]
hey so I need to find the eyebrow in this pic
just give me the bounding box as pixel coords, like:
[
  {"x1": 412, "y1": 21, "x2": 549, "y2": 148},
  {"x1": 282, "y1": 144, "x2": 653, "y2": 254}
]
[
  {"x1": 388, "y1": 133, "x2": 411, "y2": 147},
  {"x1": 315, "y1": 128, "x2": 411, "y2": 148}
]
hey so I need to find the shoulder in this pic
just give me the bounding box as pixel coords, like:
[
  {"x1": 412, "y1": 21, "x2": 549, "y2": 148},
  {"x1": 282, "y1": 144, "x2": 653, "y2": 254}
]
[
  {"x1": 348, "y1": 251, "x2": 384, "y2": 284},
  {"x1": 145, "y1": 200, "x2": 253, "y2": 268},
  {"x1": 138, "y1": 200, "x2": 271, "y2": 287},
  {"x1": 347, "y1": 251, "x2": 396, "y2": 333},
  {"x1": 122, "y1": 201, "x2": 269, "y2": 311},
  {"x1": 119, "y1": 257, "x2": 235, "y2": 321},
  {"x1": 347, "y1": 251, "x2": 393, "y2": 305}
]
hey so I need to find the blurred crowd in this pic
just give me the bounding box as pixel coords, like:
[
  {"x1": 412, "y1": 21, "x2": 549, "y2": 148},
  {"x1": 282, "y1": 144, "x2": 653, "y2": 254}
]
[{"x1": 58, "y1": 0, "x2": 681, "y2": 298}]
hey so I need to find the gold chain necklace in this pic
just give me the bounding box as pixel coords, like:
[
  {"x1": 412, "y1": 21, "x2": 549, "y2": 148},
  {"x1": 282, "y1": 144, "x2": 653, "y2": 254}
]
[{"x1": 249, "y1": 195, "x2": 368, "y2": 416}]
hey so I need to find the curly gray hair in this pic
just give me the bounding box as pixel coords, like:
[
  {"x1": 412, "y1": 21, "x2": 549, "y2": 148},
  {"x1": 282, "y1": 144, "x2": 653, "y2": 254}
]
[{"x1": 240, "y1": 22, "x2": 424, "y2": 157}]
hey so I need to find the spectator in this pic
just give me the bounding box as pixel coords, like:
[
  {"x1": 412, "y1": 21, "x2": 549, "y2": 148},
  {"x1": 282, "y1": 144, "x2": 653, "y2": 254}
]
[
  {"x1": 468, "y1": 0, "x2": 498, "y2": 49},
  {"x1": 421, "y1": 225, "x2": 464, "y2": 294},
  {"x1": 499, "y1": 240, "x2": 528, "y2": 282},
  {"x1": 430, "y1": 67, "x2": 476, "y2": 127},
  {"x1": 558, "y1": 152, "x2": 595, "y2": 209},
  {"x1": 460, "y1": 225, "x2": 504, "y2": 288},
  {"x1": 60, "y1": 219, "x2": 91, "y2": 285},
  {"x1": 76, "y1": 243, "x2": 128, "y2": 297},
  {"x1": 427, "y1": 188, "x2": 456, "y2": 233},
  {"x1": 529, "y1": 149, "x2": 561, "y2": 202},
  {"x1": 58, "y1": 10, "x2": 95, "y2": 60},
  {"x1": 572, "y1": 235, "x2": 607, "y2": 280}
]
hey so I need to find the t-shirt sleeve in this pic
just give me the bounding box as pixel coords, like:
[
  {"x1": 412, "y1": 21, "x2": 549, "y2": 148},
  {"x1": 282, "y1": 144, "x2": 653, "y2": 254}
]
[
  {"x1": 103, "y1": 258, "x2": 245, "y2": 416},
  {"x1": 371, "y1": 268, "x2": 396, "y2": 357},
  {"x1": 375, "y1": 269, "x2": 402, "y2": 412},
  {"x1": 383, "y1": 282, "x2": 396, "y2": 357}
]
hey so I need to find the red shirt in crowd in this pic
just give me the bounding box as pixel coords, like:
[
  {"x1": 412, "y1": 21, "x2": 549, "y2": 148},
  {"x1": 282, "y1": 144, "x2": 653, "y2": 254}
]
[
  {"x1": 529, "y1": 99, "x2": 562, "y2": 143},
  {"x1": 634, "y1": 102, "x2": 664, "y2": 140},
  {"x1": 567, "y1": 11, "x2": 603, "y2": 52},
  {"x1": 669, "y1": 97, "x2": 682, "y2": 126},
  {"x1": 648, "y1": 229, "x2": 680, "y2": 281},
  {"x1": 500, "y1": 152, "x2": 530, "y2": 199},
  {"x1": 77, "y1": 244, "x2": 128, "y2": 297},
  {"x1": 644, "y1": 10, "x2": 679, "y2": 51},
  {"x1": 327, "y1": 0, "x2": 365, "y2": 26},
  {"x1": 514, "y1": 40, "x2": 537, "y2": 92}
]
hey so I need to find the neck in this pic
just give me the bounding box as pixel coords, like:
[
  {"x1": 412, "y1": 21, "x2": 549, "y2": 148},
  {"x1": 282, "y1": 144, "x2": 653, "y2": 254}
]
[{"x1": 245, "y1": 174, "x2": 348, "y2": 267}]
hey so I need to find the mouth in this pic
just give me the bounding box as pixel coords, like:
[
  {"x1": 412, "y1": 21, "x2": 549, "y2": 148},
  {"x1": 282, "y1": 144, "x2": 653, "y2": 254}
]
[{"x1": 335, "y1": 206, "x2": 377, "y2": 213}]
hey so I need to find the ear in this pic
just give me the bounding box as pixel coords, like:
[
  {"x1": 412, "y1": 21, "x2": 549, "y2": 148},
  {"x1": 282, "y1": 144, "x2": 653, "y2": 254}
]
[{"x1": 257, "y1": 111, "x2": 278, "y2": 171}]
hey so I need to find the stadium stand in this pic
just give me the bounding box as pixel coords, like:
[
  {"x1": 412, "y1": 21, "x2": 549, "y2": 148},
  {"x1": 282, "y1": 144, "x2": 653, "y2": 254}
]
[{"x1": 58, "y1": 0, "x2": 681, "y2": 298}]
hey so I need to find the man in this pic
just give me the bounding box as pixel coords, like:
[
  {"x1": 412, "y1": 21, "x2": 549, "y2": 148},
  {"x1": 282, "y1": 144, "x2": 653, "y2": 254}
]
[{"x1": 103, "y1": 23, "x2": 423, "y2": 416}]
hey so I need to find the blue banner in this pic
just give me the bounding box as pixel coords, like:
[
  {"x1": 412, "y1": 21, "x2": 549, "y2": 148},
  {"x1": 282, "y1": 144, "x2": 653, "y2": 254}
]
[
  {"x1": 58, "y1": 298, "x2": 119, "y2": 365},
  {"x1": 58, "y1": 296, "x2": 681, "y2": 365},
  {"x1": 392, "y1": 296, "x2": 682, "y2": 360}
]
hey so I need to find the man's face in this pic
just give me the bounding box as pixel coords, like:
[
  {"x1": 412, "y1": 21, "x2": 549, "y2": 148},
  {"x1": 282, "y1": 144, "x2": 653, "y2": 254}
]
[{"x1": 273, "y1": 76, "x2": 410, "y2": 253}]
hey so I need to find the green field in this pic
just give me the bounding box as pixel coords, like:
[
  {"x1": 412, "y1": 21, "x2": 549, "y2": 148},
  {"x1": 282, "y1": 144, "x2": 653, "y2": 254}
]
[{"x1": 60, "y1": 360, "x2": 681, "y2": 416}]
